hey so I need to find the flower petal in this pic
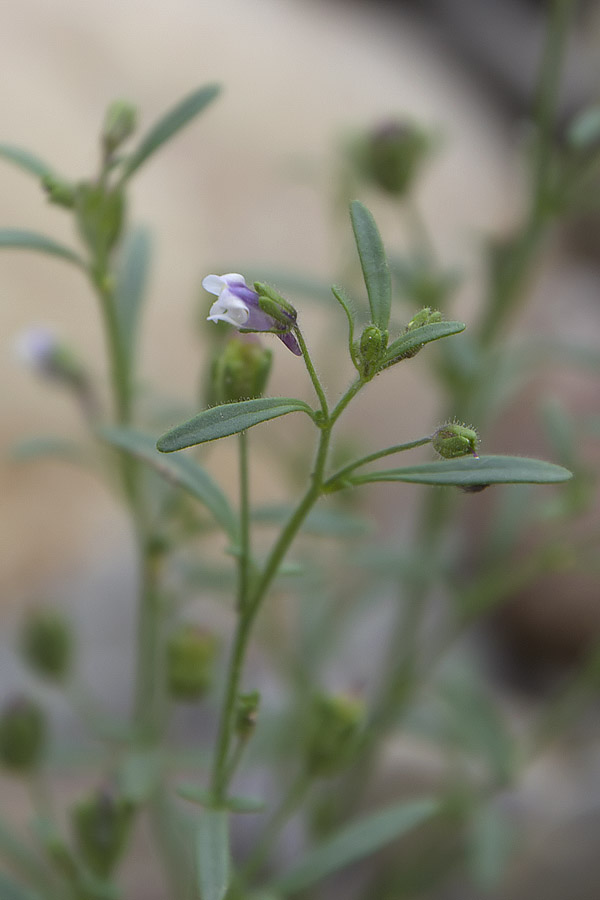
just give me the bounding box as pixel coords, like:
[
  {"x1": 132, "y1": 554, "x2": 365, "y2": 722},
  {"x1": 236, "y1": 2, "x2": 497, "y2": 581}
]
[
  {"x1": 202, "y1": 274, "x2": 227, "y2": 295},
  {"x1": 277, "y1": 330, "x2": 302, "y2": 355}
]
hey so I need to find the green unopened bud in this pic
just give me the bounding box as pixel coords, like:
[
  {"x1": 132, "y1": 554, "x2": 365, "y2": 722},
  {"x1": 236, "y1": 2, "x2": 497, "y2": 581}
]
[
  {"x1": 71, "y1": 787, "x2": 134, "y2": 879},
  {"x1": 75, "y1": 182, "x2": 125, "y2": 258},
  {"x1": 358, "y1": 121, "x2": 431, "y2": 196},
  {"x1": 167, "y1": 625, "x2": 218, "y2": 701},
  {"x1": 210, "y1": 338, "x2": 272, "y2": 405},
  {"x1": 21, "y1": 608, "x2": 72, "y2": 681},
  {"x1": 406, "y1": 307, "x2": 442, "y2": 331},
  {"x1": 41, "y1": 174, "x2": 76, "y2": 209},
  {"x1": 102, "y1": 100, "x2": 137, "y2": 157},
  {"x1": 432, "y1": 421, "x2": 479, "y2": 459},
  {"x1": 0, "y1": 697, "x2": 46, "y2": 772},
  {"x1": 305, "y1": 693, "x2": 364, "y2": 777},
  {"x1": 235, "y1": 691, "x2": 260, "y2": 741},
  {"x1": 357, "y1": 325, "x2": 388, "y2": 378},
  {"x1": 390, "y1": 307, "x2": 444, "y2": 362}
]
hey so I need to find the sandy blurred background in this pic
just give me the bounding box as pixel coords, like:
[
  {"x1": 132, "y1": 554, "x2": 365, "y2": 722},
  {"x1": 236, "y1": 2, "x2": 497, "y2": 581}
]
[{"x1": 1, "y1": 0, "x2": 600, "y2": 897}]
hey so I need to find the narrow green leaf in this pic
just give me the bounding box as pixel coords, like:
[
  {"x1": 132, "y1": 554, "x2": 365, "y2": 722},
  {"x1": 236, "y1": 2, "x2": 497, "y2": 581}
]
[
  {"x1": 0, "y1": 229, "x2": 85, "y2": 267},
  {"x1": 350, "y1": 200, "x2": 391, "y2": 330},
  {"x1": 100, "y1": 426, "x2": 237, "y2": 539},
  {"x1": 468, "y1": 803, "x2": 515, "y2": 892},
  {"x1": 114, "y1": 226, "x2": 152, "y2": 358},
  {"x1": 11, "y1": 436, "x2": 88, "y2": 466},
  {"x1": 157, "y1": 398, "x2": 314, "y2": 452},
  {"x1": 0, "y1": 144, "x2": 54, "y2": 179},
  {"x1": 383, "y1": 320, "x2": 466, "y2": 366},
  {"x1": 121, "y1": 84, "x2": 220, "y2": 180},
  {"x1": 273, "y1": 798, "x2": 438, "y2": 894},
  {"x1": 196, "y1": 809, "x2": 230, "y2": 900},
  {"x1": 0, "y1": 873, "x2": 42, "y2": 900},
  {"x1": 347, "y1": 455, "x2": 572, "y2": 487}
]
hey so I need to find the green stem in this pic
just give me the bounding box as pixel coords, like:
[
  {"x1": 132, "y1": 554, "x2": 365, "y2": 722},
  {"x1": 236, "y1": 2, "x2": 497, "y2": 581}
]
[
  {"x1": 294, "y1": 327, "x2": 329, "y2": 417},
  {"x1": 237, "y1": 430, "x2": 251, "y2": 613},
  {"x1": 324, "y1": 436, "x2": 432, "y2": 488},
  {"x1": 532, "y1": 0, "x2": 576, "y2": 222},
  {"x1": 478, "y1": 0, "x2": 575, "y2": 348},
  {"x1": 210, "y1": 372, "x2": 365, "y2": 802}
]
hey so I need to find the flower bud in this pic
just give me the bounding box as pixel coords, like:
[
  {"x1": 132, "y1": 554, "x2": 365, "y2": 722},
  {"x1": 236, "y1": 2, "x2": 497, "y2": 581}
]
[
  {"x1": 358, "y1": 121, "x2": 431, "y2": 196},
  {"x1": 21, "y1": 608, "x2": 72, "y2": 681},
  {"x1": 304, "y1": 693, "x2": 364, "y2": 777},
  {"x1": 41, "y1": 174, "x2": 76, "y2": 209},
  {"x1": 432, "y1": 421, "x2": 479, "y2": 459},
  {"x1": 357, "y1": 324, "x2": 387, "y2": 378},
  {"x1": 71, "y1": 787, "x2": 134, "y2": 879},
  {"x1": 102, "y1": 100, "x2": 137, "y2": 157},
  {"x1": 406, "y1": 307, "x2": 443, "y2": 331},
  {"x1": 210, "y1": 337, "x2": 273, "y2": 405},
  {"x1": 74, "y1": 182, "x2": 125, "y2": 258},
  {"x1": 235, "y1": 691, "x2": 260, "y2": 741},
  {"x1": 391, "y1": 307, "x2": 443, "y2": 362},
  {"x1": 0, "y1": 697, "x2": 46, "y2": 772},
  {"x1": 166, "y1": 625, "x2": 218, "y2": 702}
]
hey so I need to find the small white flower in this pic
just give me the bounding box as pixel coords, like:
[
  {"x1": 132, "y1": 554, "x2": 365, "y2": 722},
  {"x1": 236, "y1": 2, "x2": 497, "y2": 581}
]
[{"x1": 203, "y1": 273, "x2": 301, "y2": 354}]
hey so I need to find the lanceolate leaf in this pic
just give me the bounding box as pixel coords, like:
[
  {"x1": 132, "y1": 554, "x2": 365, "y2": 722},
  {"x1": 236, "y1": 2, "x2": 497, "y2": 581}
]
[
  {"x1": 11, "y1": 436, "x2": 89, "y2": 466},
  {"x1": 101, "y1": 426, "x2": 237, "y2": 539},
  {"x1": 120, "y1": 84, "x2": 220, "y2": 180},
  {"x1": 272, "y1": 798, "x2": 438, "y2": 894},
  {"x1": 0, "y1": 144, "x2": 55, "y2": 179},
  {"x1": 157, "y1": 398, "x2": 314, "y2": 452},
  {"x1": 196, "y1": 809, "x2": 230, "y2": 900},
  {"x1": 346, "y1": 456, "x2": 572, "y2": 487},
  {"x1": 350, "y1": 200, "x2": 391, "y2": 330},
  {"x1": 0, "y1": 229, "x2": 85, "y2": 267},
  {"x1": 383, "y1": 321, "x2": 466, "y2": 365},
  {"x1": 114, "y1": 226, "x2": 152, "y2": 359}
]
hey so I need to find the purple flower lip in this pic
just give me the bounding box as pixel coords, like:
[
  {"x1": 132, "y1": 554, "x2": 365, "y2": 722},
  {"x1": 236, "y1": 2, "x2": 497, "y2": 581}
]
[{"x1": 203, "y1": 274, "x2": 301, "y2": 355}]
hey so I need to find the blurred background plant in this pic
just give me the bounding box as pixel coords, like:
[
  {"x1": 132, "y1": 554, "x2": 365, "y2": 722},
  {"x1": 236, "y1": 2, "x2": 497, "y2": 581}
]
[{"x1": 0, "y1": 1, "x2": 599, "y2": 899}]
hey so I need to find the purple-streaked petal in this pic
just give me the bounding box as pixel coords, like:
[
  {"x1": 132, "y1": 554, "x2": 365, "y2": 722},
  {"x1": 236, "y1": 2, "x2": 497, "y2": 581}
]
[{"x1": 277, "y1": 330, "x2": 302, "y2": 355}]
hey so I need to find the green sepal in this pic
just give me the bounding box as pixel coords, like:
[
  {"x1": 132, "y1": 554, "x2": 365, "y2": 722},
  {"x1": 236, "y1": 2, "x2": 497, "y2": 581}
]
[{"x1": 254, "y1": 282, "x2": 297, "y2": 317}]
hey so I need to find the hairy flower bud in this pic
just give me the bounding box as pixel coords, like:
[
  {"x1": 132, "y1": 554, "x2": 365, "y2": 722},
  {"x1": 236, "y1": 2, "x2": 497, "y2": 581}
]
[
  {"x1": 358, "y1": 121, "x2": 431, "y2": 196},
  {"x1": 41, "y1": 174, "x2": 76, "y2": 209},
  {"x1": 0, "y1": 697, "x2": 46, "y2": 772},
  {"x1": 166, "y1": 625, "x2": 218, "y2": 701},
  {"x1": 210, "y1": 337, "x2": 272, "y2": 405},
  {"x1": 432, "y1": 421, "x2": 479, "y2": 459},
  {"x1": 71, "y1": 787, "x2": 134, "y2": 879},
  {"x1": 102, "y1": 100, "x2": 137, "y2": 157},
  {"x1": 357, "y1": 324, "x2": 387, "y2": 378},
  {"x1": 305, "y1": 693, "x2": 364, "y2": 777},
  {"x1": 21, "y1": 608, "x2": 72, "y2": 681}
]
